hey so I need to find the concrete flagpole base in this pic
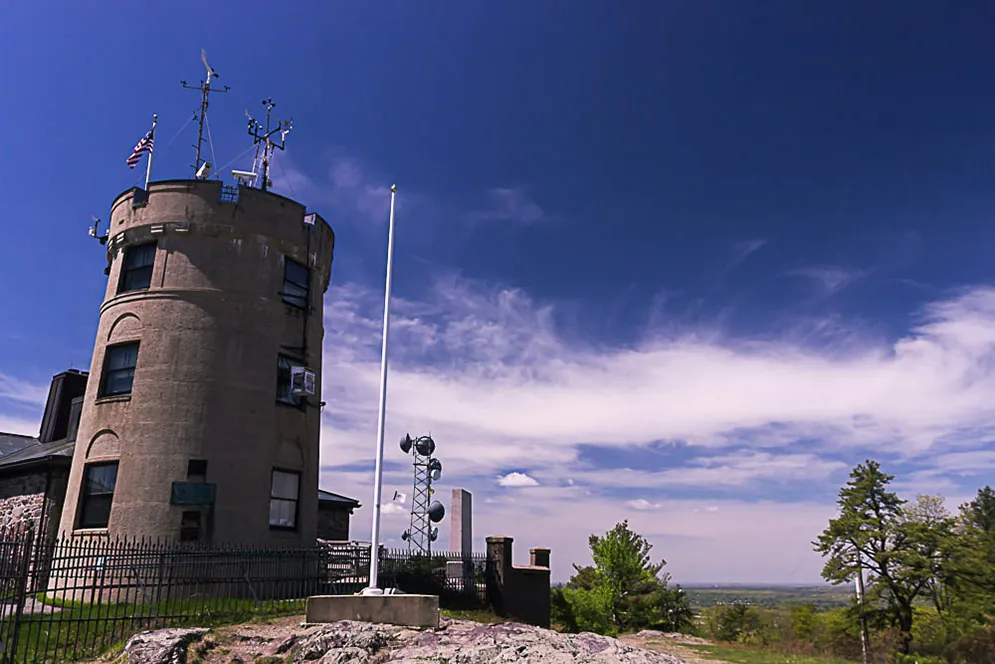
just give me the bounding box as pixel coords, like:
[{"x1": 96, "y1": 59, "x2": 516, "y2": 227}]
[{"x1": 305, "y1": 594, "x2": 440, "y2": 629}]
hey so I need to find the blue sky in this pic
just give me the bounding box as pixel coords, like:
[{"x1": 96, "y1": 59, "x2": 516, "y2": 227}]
[{"x1": 3, "y1": 1, "x2": 995, "y2": 583}]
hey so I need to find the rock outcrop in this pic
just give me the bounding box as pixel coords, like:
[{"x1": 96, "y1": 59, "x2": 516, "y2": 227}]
[
  {"x1": 118, "y1": 628, "x2": 209, "y2": 664},
  {"x1": 115, "y1": 619, "x2": 689, "y2": 663},
  {"x1": 292, "y1": 619, "x2": 687, "y2": 663}
]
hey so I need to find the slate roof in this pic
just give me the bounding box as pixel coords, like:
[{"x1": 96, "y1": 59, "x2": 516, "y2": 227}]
[
  {"x1": 318, "y1": 489, "x2": 361, "y2": 509},
  {"x1": 0, "y1": 433, "x2": 74, "y2": 473},
  {"x1": 0, "y1": 432, "x2": 41, "y2": 460}
]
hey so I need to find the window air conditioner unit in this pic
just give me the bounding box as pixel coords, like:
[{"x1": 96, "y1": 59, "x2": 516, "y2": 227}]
[{"x1": 291, "y1": 366, "x2": 316, "y2": 396}]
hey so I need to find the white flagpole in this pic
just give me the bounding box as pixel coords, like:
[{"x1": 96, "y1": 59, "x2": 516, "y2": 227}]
[
  {"x1": 144, "y1": 114, "x2": 158, "y2": 190},
  {"x1": 363, "y1": 183, "x2": 398, "y2": 596}
]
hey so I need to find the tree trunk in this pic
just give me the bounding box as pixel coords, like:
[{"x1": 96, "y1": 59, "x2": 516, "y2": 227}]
[{"x1": 897, "y1": 604, "x2": 914, "y2": 655}]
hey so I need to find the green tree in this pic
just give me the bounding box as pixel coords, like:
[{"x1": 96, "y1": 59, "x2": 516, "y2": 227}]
[
  {"x1": 814, "y1": 460, "x2": 943, "y2": 654},
  {"x1": 560, "y1": 520, "x2": 695, "y2": 634},
  {"x1": 789, "y1": 603, "x2": 817, "y2": 642},
  {"x1": 946, "y1": 486, "x2": 995, "y2": 621}
]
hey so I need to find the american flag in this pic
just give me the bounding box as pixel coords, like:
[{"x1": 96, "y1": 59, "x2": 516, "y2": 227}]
[{"x1": 126, "y1": 129, "x2": 154, "y2": 169}]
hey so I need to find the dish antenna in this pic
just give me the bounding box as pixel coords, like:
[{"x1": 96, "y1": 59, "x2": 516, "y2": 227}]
[
  {"x1": 398, "y1": 433, "x2": 445, "y2": 555},
  {"x1": 414, "y1": 435, "x2": 436, "y2": 457},
  {"x1": 428, "y1": 501, "x2": 445, "y2": 523}
]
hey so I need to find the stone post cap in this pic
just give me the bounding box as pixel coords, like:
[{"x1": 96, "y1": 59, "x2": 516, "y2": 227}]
[{"x1": 485, "y1": 535, "x2": 514, "y2": 543}]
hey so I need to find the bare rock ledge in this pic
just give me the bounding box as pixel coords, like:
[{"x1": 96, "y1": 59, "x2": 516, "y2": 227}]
[{"x1": 117, "y1": 619, "x2": 689, "y2": 663}]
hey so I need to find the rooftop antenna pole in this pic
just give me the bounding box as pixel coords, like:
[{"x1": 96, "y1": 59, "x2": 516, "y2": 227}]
[
  {"x1": 247, "y1": 98, "x2": 292, "y2": 191},
  {"x1": 181, "y1": 49, "x2": 229, "y2": 176},
  {"x1": 362, "y1": 184, "x2": 398, "y2": 597}
]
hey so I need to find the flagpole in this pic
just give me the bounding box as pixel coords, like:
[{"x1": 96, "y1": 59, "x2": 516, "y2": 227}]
[
  {"x1": 362, "y1": 183, "x2": 398, "y2": 596},
  {"x1": 144, "y1": 114, "x2": 158, "y2": 190}
]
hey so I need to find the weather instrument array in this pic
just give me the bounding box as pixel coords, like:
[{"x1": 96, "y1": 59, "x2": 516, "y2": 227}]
[
  {"x1": 181, "y1": 50, "x2": 229, "y2": 178},
  {"x1": 398, "y1": 434, "x2": 446, "y2": 555},
  {"x1": 239, "y1": 98, "x2": 293, "y2": 192}
]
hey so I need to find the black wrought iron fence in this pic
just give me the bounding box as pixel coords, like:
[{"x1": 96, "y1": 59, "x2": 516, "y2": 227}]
[{"x1": 0, "y1": 528, "x2": 489, "y2": 664}]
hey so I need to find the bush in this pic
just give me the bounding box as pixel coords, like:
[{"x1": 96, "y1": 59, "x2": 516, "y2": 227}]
[
  {"x1": 943, "y1": 622, "x2": 995, "y2": 664},
  {"x1": 559, "y1": 585, "x2": 617, "y2": 636}
]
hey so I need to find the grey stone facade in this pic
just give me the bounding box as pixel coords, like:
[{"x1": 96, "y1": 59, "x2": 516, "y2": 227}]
[
  {"x1": 0, "y1": 475, "x2": 45, "y2": 532},
  {"x1": 0, "y1": 471, "x2": 68, "y2": 544}
]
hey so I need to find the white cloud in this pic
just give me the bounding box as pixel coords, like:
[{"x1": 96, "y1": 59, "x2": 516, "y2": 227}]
[
  {"x1": 380, "y1": 502, "x2": 408, "y2": 515},
  {"x1": 308, "y1": 277, "x2": 995, "y2": 581},
  {"x1": 497, "y1": 472, "x2": 540, "y2": 488},
  {"x1": 626, "y1": 499, "x2": 661, "y2": 511},
  {"x1": 0, "y1": 371, "x2": 49, "y2": 408}
]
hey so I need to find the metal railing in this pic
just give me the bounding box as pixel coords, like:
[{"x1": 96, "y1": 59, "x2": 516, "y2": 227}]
[{"x1": 0, "y1": 527, "x2": 488, "y2": 663}]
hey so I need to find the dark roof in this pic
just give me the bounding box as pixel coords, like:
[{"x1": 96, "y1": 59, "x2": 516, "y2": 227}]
[
  {"x1": 0, "y1": 432, "x2": 40, "y2": 459},
  {"x1": 0, "y1": 434, "x2": 74, "y2": 474},
  {"x1": 318, "y1": 489, "x2": 361, "y2": 509}
]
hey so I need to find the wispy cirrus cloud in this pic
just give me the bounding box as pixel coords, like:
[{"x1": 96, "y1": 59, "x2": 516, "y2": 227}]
[
  {"x1": 272, "y1": 156, "x2": 547, "y2": 231},
  {"x1": 786, "y1": 265, "x2": 867, "y2": 295},
  {"x1": 0, "y1": 371, "x2": 48, "y2": 407},
  {"x1": 465, "y1": 187, "x2": 547, "y2": 226}
]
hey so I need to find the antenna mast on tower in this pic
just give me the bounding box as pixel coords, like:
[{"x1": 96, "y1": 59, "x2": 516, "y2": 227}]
[
  {"x1": 246, "y1": 98, "x2": 292, "y2": 192},
  {"x1": 181, "y1": 50, "x2": 229, "y2": 177}
]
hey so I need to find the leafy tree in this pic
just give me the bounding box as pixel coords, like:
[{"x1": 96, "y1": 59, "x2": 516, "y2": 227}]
[
  {"x1": 945, "y1": 486, "x2": 995, "y2": 621},
  {"x1": 559, "y1": 520, "x2": 694, "y2": 634},
  {"x1": 814, "y1": 460, "x2": 944, "y2": 654},
  {"x1": 789, "y1": 603, "x2": 817, "y2": 642}
]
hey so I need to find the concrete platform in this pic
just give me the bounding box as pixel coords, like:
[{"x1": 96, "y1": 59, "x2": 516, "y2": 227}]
[{"x1": 305, "y1": 594, "x2": 440, "y2": 629}]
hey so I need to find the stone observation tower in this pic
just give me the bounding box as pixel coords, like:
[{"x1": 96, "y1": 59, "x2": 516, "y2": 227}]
[{"x1": 57, "y1": 179, "x2": 335, "y2": 545}]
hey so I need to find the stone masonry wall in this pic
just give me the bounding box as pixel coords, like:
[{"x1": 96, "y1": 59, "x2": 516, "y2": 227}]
[{"x1": 0, "y1": 473, "x2": 47, "y2": 534}]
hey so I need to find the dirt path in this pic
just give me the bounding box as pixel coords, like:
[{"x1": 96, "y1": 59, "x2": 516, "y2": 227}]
[{"x1": 621, "y1": 632, "x2": 726, "y2": 664}]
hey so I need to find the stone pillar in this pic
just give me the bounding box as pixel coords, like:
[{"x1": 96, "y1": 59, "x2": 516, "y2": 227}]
[
  {"x1": 485, "y1": 536, "x2": 513, "y2": 615},
  {"x1": 530, "y1": 547, "x2": 550, "y2": 569},
  {"x1": 450, "y1": 489, "x2": 472, "y2": 553}
]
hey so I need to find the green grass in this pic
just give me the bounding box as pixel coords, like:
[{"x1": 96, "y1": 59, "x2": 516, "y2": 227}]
[
  {"x1": 4, "y1": 596, "x2": 303, "y2": 664},
  {"x1": 688, "y1": 644, "x2": 857, "y2": 664},
  {"x1": 440, "y1": 608, "x2": 504, "y2": 624}
]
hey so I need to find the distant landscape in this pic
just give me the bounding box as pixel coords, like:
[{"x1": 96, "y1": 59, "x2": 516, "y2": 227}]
[{"x1": 683, "y1": 585, "x2": 853, "y2": 611}]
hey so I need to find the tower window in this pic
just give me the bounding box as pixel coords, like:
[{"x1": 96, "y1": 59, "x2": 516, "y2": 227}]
[
  {"x1": 77, "y1": 461, "x2": 119, "y2": 529},
  {"x1": 276, "y1": 355, "x2": 305, "y2": 408},
  {"x1": 269, "y1": 469, "x2": 300, "y2": 530},
  {"x1": 118, "y1": 242, "x2": 156, "y2": 293},
  {"x1": 100, "y1": 342, "x2": 139, "y2": 397},
  {"x1": 282, "y1": 258, "x2": 310, "y2": 308}
]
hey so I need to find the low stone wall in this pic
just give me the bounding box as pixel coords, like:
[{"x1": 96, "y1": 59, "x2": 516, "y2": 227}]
[
  {"x1": 486, "y1": 536, "x2": 551, "y2": 628},
  {"x1": 0, "y1": 473, "x2": 47, "y2": 533}
]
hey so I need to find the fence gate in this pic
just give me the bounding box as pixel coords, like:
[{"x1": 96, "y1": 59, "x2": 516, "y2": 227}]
[{"x1": 0, "y1": 526, "x2": 33, "y2": 664}]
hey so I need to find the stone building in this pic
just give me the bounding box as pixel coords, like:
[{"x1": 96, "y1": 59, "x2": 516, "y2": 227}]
[
  {"x1": 0, "y1": 369, "x2": 86, "y2": 544},
  {"x1": 317, "y1": 490, "x2": 361, "y2": 541},
  {"x1": 1, "y1": 179, "x2": 360, "y2": 550},
  {"x1": 1, "y1": 370, "x2": 360, "y2": 549}
]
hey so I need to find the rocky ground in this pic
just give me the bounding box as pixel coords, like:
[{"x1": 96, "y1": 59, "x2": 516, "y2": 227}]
[{"x1": 104, "y1": 615, "x2": 723, "y2": 664}]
